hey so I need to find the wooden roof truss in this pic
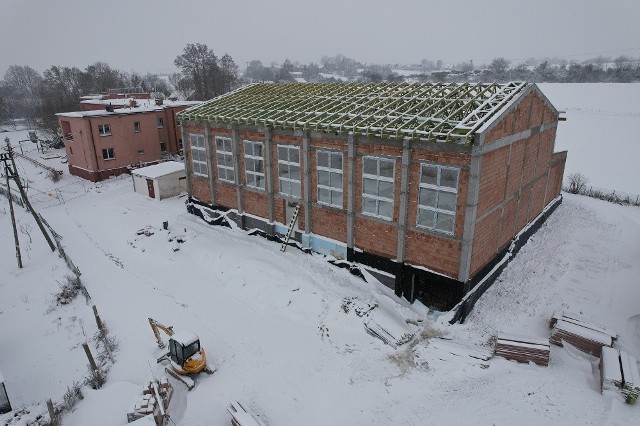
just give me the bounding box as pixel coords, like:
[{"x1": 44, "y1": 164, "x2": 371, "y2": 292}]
[{"x1": 180, "y1": 81, "x2": 528, "y2": 144}]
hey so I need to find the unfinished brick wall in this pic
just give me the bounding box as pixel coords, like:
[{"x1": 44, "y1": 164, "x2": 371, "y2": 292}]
[
  {"x1": 470, "y1": 88, "x2": 562, "y2": 277},
  {"x1": 405, "y1": 230, "x2": 462, "y2": 277}
]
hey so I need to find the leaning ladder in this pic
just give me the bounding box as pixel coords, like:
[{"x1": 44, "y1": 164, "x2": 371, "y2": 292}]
[{"x1": 280, "y1": 204, "x2": 301, "y2": 252}]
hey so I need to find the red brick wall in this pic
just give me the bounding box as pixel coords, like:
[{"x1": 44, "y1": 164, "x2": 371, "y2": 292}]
[
  {"x1": 405, "y1": 231, "x2": 462, "y2": 277},
  {"x1": 470, "y1": 89, "x2": 561, "y2": 277},
  {"x1": 191, "y1": 177, "x2": 211, "y2": 203},
  {"x1": 354, "y1": 216, "x2": 398, "y2": 258},
  {"x1": 312, "y1": 206, "x2": 347, "y2": 243}
]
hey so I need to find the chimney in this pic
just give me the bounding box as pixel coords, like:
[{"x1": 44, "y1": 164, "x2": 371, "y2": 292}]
[{"x1": 155, "y1": 98, "x2": 164, "y2": 106}]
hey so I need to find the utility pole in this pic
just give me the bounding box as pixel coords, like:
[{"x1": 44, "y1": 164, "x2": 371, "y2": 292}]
[
  {"x1": 5, "y1": 165, "x2": 22, "y2": 268},
  {"x1": 1, "y1": 138, "x2": 56, "y2": 262}
]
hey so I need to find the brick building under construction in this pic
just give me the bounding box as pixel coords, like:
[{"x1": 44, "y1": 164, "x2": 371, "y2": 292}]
[{"x1": 177, "y1": 82, "x2": 567, "y2": 310}]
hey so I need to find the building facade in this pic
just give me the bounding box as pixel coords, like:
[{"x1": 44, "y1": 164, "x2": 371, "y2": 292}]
[
  {"x1": 178, "y1": 82, "x2": 567, "y2": 309},
  {"x1": 57, "y1": 98, "x2": 199, "y2": 181}
]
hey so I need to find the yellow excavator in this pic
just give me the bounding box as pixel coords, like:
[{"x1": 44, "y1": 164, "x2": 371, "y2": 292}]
[{"x1": 148, "y1": 318, "x2": 214, "y2": 390}]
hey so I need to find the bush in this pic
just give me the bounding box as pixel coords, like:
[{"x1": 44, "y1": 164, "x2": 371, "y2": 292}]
[
  {"x1": 48, "y1": 169, "x2": 61, "y2": 183},
  {"x1": 55, "y1": 275, "x2": 85, "y2": 305},
  {"x1": 567, "y1": 172, "x2": 588, "y2": 194}
]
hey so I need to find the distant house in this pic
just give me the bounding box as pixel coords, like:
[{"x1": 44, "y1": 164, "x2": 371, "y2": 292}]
[
  {"x1": 57, "y1": 97, "x2": 200, "y2": 181},
  {"x1": 131, "y1": 161, "x2": 187, "y2": 200},
  {"x1": 177, "y1": 82, "x2": 567, "y2": 310}
]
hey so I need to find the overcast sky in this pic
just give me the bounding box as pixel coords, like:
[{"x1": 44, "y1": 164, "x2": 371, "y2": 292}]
[{"x1": 1, "y1": 0, "x2": 639, "y2": 76}]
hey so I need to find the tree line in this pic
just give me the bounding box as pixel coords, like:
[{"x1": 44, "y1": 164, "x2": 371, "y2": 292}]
[{"x1": 0, "y1": 43, "x2": 239, "y2": 137}]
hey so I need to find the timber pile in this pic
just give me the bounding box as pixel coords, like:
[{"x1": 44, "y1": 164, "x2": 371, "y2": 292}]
[
  {"x1": 550, "y1": 310, "x2": 618, "y2": 342},
  {"x1": 363, "y1": 309, "x2": 414, "y2": 349},
  {"x1": 600, "y1": 346, "x2": 640, "y2": 404},
  {"x1": 228, "y1": 401, "x2": 267, "y2": 426},
  {"x1": 495, "y1": 334, "x2": 550, "y2": 366},
  {"x1": 127, "y1": 378, "x2": 173, "y2": 425},
  {"x1": 414, "y1": 338, "x2": 493, "y2": 369},
  {"x1": 550, "y1": 319, "x2": 613, "y2": 357}
]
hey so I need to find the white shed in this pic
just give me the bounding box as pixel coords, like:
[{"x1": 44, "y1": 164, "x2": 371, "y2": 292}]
[{"x1": 132, "y1": 161, "x2": 187, "y2": 200}]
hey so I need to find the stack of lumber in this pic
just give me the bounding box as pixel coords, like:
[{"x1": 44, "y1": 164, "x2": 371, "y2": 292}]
[
  {"x1": 363, "y1": 309, "x2": 414, "y2": 349},
  {"x1": 228, "y1": 401, "x2": 267, "y2": 426},
  {"x1": 600, "y1": 347, "x2": 640, "y2": 404},
  {"x1": 127, "y1": 378, "x2": 173, "y2": 425},
  {"x1": 549, "y1": 311, "x2": 616, "y2": 357},
  {"x1": 495, "y1": 334, "x2": 550, "y2": 366},
  {"x1": 414, "y1": 338, "x2": 493, "y2": 369}
]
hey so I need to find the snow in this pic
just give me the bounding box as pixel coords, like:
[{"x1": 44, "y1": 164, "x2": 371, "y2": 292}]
[
  {"x1": 1, "y1": 83, "x2": 640, "y2": 425},
  {"x1": 170, "y1": 330, "x2": 199, "y2": 347},
  {"x1": 131, "y1": 161, "x2": 185, "y2": 179},
  {"x1": 539, "y1": 83, "x2": 640, "y2": 196}
]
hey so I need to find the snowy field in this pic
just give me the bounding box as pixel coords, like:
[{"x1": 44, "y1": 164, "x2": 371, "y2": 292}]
[
  {"x1": 539, "y1": 83, "x2": 640, "y2": 196},
  {"x1": 1, "y1": 82, "x2": 640, "y2": 426}
]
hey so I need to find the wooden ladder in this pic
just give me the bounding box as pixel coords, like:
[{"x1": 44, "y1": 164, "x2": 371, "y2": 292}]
[{"x1": 280, "y1": 204, "x2": 301, "y2": 252}]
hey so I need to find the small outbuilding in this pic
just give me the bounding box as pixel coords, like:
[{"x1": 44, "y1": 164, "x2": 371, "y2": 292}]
[{"x1": 132, "y1": 161, "x2": 187, "y2": 200}]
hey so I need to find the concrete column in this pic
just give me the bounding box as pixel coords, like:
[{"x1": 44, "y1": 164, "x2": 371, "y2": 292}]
[
  {"x1": 302, "y1": 132, "x2": 312, "y2": 234},
  {"x1": 180, "y1": 122, "x2": 191, "y2": 197},
  {"x1": 264, "y1": 127, "x2": 275, "y2": 223},
  {"x1": 346, "y1": 133, "x2": 356, "y2": 257},
  {"x1": 396, "y1": 138, "x2": 411, "y2": 263},
  {"x1": 458, "y1": 144, "x2": 483, "y2": 282},
  {"x1": 204, "y1": 124, "x2": 217, "y2": 206},
  {"x1": 231, "y1": 126, "x2": 244, "y2": 214}
]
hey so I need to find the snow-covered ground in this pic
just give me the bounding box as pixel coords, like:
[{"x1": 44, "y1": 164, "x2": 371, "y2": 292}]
[
  {"x1": 539, "y1": 83, "x2": 640, "y2": 196},
  {"x1": 1, "y1": 82, "x2": 640, "y2": 425}
]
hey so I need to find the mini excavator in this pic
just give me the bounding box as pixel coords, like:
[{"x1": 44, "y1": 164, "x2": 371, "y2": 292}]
[{"x1": 148, "y1": 318, "x2": 214, "y2": 390}]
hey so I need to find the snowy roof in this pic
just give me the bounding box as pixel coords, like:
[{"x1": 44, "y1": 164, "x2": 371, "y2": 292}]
[
  {"x1": 131, "y1": 161, "x2": 185, "y2": 179},
  {"x1": 57, "y1": 99, "x2": 201, "y2": 118},
  {"x1": 178, "y1": 82, "x2": 530, "y2": 144},
  {"x1": 171, "y1": 330, "x2": 199, "y2": 347}
]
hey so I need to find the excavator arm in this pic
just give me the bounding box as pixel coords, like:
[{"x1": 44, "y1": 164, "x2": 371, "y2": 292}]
[{"x1": 148, "y1": 317, "x2": 174, "y2": 348}]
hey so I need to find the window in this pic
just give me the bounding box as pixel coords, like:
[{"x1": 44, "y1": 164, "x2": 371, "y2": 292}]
[
  {"x1": 69, "y1": 146, "x2": 73, "y2": 155},
  {"x1": 244, "y1": 140, "x2": 265, "y2": 189},
  {"x1": 317, "y1": 150, "x2": 343, "y2": 208},
  {"x1": 178, "y1": 139, "x2": 183, "y2": 150},
  {"x1": 417, "y1": 164, "x2": 459, "y2": 234},
  {"x1": 102, "y1": 148, "x2": 115, "y2": 160},
  {"x1": 362, "y1": 156, "x2": 394, "y2": 219},
  {"x1": 134, "y1": 121, "x2": 141, "y2": 133},
  {"x1": 157, "y1": 117, "x2": 164, "y2": 128},
  {"x1": 216, "y1": 137, "x2": 235, "y2": 183},
  {"x1": 160, "y1": 142, "x2": 167, "y2": 152},
  {"x1": 98, "y1": 124, "x2": 111, "y2": 136},
  {"x1": 190, "y1": 133, "x2": 208, "y2": 177},
  {"x1": 137, "y1": 149, "x2": 144, "y2": 155},
  {"x1": 278, "y1": 145, "x2": 301, "y2": 198}
]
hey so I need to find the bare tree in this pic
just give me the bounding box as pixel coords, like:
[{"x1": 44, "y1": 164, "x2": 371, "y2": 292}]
[{"x1": 567, "y1": 172, "x2": 589, "y2": 194}]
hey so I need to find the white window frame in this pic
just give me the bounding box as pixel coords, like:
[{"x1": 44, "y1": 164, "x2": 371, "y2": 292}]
[
  {"x1": 215, "y1": 136, "x2": 235, "y2": 183},
  {"x1": 190, "y1": 133, "x2": 208, "y2": 177},
  {"x1": 134, "y1": 121, "x2": 141, "y2": 133},
  {"x1": 277, "y1": 145, "x2": 301, "y2": 198},
  {"x1": 102, "y1": 148, "x2": 115, "y2": 160},
  {"x1": 243, "y1": 140, "x2": 265, "y2": 190},
  {"x1": 361, "y1": 156, "x2": 395, "y2": 220},
  {"x1": 417, "y1": 163, "x2": 459, "y2": 235},
  {"x1": 316, "y1": 150, "x2": 343, "y2": 208},
  {"x1": 98, "y1": 124, "x2": 111, "y2": 136}
]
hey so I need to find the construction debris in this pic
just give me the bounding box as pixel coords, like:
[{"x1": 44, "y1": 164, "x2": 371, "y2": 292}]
[
  {"x1": 494, "y1": 334, "x2": 550, "y2": 366},
  {"x1": 363, "y1": 308, "x2": 414, "y2": 349},
  {"x1": 127, "y1": 377, "x2": 173, "y2": 425},
  {"x1": 600, "y1": 346, "x2": 640, "y2": 404},
  {"x1": 228, "y1": 401, "x2": 267, "y2": 426},
  {"x1": 549, "y1": 311, "x2": 615, "y2": 357}
]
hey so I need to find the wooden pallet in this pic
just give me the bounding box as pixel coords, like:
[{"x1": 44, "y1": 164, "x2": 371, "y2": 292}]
[
  {"x1": 495, "y1": 334, "x2": 550, "y2": 366},
  {"x1": 228, "y1": 401, "x2": 267, "y2": 426}
]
